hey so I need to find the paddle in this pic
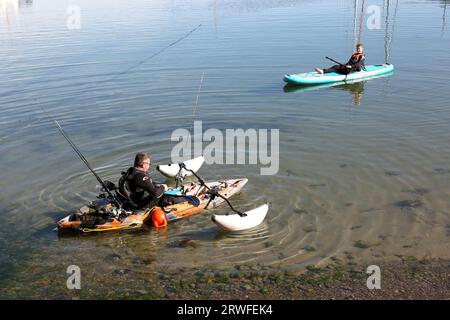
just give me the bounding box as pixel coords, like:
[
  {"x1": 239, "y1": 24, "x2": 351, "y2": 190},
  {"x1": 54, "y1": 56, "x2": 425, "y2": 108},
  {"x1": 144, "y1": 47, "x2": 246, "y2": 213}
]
[
  {"x1": 326, "y1": 56, "x2": 367, "y2": 72},
  {"x1": 177, "y1": 163, "x2": 247, "y2": 217},
  {"x1": 325, "y1": 56, "x2": 348, "y2": 67}
]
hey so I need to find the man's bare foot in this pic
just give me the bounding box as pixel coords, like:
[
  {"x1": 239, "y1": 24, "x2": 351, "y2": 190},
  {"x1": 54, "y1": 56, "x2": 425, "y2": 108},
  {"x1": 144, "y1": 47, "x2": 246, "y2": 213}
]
[{"x1": 314, "y1": 67, "x2": 324, "y2": 74}]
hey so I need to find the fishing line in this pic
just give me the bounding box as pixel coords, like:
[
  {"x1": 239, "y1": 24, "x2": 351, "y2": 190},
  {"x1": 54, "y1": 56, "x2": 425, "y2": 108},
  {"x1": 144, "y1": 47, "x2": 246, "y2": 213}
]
[
  {"x1": 179, "y1": 72, "x2": 205, "y2": 157},
  {"x1": 193, "y1": 72, "x2": 205, "y2": 119},
  {"x1": 114, "y1": 24, "x2": 202, "y2": 79},
  {"x1": 4, "y1": 25, "x2": 203, "y2": 147}
]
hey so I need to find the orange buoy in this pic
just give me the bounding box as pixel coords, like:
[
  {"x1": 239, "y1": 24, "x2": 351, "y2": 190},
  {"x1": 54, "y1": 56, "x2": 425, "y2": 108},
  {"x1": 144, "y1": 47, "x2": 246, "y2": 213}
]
[{"x1": 151, "y1": 207, "x2": 168, "y2": 228}]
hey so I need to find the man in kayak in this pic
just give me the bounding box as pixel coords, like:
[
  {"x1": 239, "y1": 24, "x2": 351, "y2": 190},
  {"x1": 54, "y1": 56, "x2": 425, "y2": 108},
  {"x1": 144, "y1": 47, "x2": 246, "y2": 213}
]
[
  {"x1": 118, "y1": 152, "x2": 169, "y2": 210},
  {"x1": 314, "y1": 43, "x2": 365, "y2": 75}
]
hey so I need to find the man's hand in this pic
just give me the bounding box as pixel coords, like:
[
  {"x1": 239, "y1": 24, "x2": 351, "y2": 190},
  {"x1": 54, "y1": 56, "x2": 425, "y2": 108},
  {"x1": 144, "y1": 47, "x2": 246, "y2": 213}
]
[{"x1": 156, "y1": 183, "x2": 169, "y2": 192}]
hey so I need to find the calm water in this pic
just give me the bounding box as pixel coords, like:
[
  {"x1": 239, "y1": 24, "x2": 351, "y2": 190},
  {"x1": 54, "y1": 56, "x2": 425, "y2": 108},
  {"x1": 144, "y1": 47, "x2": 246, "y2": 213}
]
[{"x1": 1, "y1": 0, "x2": 450, "y2": 298}]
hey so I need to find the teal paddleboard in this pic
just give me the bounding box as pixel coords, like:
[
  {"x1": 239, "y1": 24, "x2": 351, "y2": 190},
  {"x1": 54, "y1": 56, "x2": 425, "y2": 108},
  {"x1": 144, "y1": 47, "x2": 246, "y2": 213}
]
[{"x1": 283, "y1": 64, "x2": 394, "y2": 85}]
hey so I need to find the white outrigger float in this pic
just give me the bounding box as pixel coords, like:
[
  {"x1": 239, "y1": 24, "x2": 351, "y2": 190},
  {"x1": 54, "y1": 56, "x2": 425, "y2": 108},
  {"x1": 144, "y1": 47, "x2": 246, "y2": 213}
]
[
  {"x1": 158, "y1": 158, "x2": 269, "y2": 232},
  {"x1": 157, "y1": 156, "x2": 205, "y2": 179}
]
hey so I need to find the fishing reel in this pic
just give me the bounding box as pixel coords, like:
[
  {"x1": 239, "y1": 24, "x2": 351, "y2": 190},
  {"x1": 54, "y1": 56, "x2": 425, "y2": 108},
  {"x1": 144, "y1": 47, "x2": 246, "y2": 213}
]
[
  {"x1": 96, "y1": 203, "x2": 129, "y2": 220},
  {"x1": 109, "y1": 207, "x2": 122, "y2": 219}
]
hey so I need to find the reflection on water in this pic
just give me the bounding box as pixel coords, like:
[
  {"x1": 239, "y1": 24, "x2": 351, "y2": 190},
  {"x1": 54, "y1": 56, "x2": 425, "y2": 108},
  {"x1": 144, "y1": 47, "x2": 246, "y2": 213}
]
[
  {"x1": 383, "y1": 0, "x2": 399, "y2": 63},
  {"x1": 211, "y1": 0, "x2": 305, "y2": 14},
  {"x1": 0, "y1": 0, "x2": 32, "y2": 32},
  {"x1": 19, "y1": 0, "x2": 32, "y2": 7},
  {"x1": 0, "y1": 0, "x2": 18, "y2": 19},
  {"x1": 333, "y1": 81, "x2": 365, "y2": 106},
  {"x1": 0, "y1": 0, "x2": 31, "y2": 15},
  {"x1": 440, "y1": 0, "x2": 448, "y2": 37}
]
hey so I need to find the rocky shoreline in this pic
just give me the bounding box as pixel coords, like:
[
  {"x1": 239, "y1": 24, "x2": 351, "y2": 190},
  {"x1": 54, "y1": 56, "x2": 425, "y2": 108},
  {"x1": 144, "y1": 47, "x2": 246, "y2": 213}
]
[
  {"x1": 1, "y1": 257, "x2": 448, "y2": 300},
  {"x1": 148, "y1": 258, "x2": 449, "y2": 300}
]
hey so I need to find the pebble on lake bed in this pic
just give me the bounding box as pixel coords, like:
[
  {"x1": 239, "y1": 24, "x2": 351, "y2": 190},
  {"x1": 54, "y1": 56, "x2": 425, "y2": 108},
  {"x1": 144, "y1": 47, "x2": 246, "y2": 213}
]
[
  {"x1": 385, "y1": 170, "x2": 401, "y2": 176},
  {"x1": 394, "y1": 199, "x2": 424, "y2": 209}
]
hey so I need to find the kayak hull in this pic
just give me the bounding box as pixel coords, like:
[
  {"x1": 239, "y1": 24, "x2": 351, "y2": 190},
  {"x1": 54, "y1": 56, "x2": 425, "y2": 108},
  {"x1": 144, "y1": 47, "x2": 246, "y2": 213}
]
[
  {"x1": 57, "y1": 178, "x2": 248, "y2": 233},
  {"x1": 283, "y1": 70, "x2": 393, "y2": 93},
  {"x1": 283, "y1": 64, "x2": 394, "y2": 85},
  {"x1": 57, "y1": 209, "x2": 153, "y2": 233}
]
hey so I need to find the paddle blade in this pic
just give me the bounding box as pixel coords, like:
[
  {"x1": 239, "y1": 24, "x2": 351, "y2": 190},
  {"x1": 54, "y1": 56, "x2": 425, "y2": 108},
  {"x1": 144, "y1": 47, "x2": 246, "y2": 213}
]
[{"x1": 211, "y1": 204, "x2": 269, "y2": 232}]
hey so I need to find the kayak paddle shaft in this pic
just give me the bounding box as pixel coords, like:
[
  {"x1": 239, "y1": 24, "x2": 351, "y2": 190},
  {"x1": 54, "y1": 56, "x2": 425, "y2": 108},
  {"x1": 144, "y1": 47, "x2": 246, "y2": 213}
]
[{"x1": 325, "y1": 56, "x2": 345, "y2": 66}]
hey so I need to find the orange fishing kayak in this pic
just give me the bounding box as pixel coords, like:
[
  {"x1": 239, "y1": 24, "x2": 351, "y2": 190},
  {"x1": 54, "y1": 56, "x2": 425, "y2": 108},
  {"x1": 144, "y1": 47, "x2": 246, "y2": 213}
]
[{"x1": 56, "y1": 178, "x2": 248, "y2": 233}]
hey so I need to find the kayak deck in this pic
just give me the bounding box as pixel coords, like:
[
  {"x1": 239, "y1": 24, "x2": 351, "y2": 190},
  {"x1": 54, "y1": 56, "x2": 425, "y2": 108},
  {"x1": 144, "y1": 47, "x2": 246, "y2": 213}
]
[
  {"x1": 165, "y1": 178, "x2": 248, "y2": 222},
  {"x1": 284, "y1": 64, "x2": 394, "y2": 85}
]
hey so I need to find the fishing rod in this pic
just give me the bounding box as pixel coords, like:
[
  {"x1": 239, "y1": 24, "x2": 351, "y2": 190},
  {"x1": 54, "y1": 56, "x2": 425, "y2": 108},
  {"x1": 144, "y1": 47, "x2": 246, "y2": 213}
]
[
  {"x1": 177, "y1": 163, "x2": 247, "y2": 217},
  {"x1": 39, "y1": 106, "x2": 122, "y2": 208}
]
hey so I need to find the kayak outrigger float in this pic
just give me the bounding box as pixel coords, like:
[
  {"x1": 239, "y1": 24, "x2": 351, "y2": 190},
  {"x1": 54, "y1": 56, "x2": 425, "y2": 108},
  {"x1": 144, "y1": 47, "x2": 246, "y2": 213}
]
[{"x1": 284, "y1": 64, "x2": 394, "y2": 85}]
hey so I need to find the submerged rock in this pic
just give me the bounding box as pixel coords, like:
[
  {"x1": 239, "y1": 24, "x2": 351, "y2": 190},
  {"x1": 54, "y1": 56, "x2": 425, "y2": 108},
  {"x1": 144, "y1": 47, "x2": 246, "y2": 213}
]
[
  {"x1": 309, "y1": 184, "x2": 327, "y2": 188},
  {"x1": 168, "y1": 239, "x2": 197, "y2": 248},
  {"x1": 353, "y1": 240, "x2": 370, "y2": 249},
  {"x1": 194, "y1": 271, "x2": 205, "y2": 277},
  {"x1": 401, "y1": 188, "x2": 430, "y2": 196},
  {"x1": 303, "y1": 226, "x2": 317, "y2": 233},
  {"x1": 286, "y1": 169, "x2": 298, "y2": 176},
  {"x1": 434, "y1": 168, "x2": 450, "y2": 174},
  {"x1": 104, "y1": 254, "x2": 121, "y2": 263},
  {"x1": 303, "y1": 246, "x2": 316, "y2": 252},
  {"x1": 114, "y1": 268, "x2": 132, "y2": 276},
  {"x1": 394, "y1": 199, "x2": 424, "y2": 209},
  {"x1": 385, "y1": 170, "x2": 401, "y2": 177}
]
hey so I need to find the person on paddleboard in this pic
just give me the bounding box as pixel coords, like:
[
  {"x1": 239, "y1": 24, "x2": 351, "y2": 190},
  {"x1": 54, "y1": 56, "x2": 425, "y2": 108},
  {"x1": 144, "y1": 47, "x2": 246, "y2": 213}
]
[
  {"x1": 314, "y1": 43, "x2": 365, "y2": 75},
  {"x1": 118, "y1": 152, "x2": 169, "y2": 210}
]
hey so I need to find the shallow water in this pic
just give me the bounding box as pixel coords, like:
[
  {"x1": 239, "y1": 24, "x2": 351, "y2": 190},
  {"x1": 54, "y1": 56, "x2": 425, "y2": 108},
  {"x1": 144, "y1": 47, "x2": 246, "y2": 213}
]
[{"x1": 1, "y1": 0, "x2": 449, "y2": 298}]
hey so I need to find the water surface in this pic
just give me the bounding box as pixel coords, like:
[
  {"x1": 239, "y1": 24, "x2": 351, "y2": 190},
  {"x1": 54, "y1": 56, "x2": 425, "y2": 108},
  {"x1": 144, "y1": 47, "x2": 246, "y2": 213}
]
[{"x1": 1, "y1": 0, "x2": 449, "y2": 298}]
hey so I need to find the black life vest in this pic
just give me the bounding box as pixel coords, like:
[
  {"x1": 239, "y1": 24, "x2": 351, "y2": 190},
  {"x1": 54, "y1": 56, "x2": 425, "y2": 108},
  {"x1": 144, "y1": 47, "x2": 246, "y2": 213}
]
[{"x1": 117, "y1": 168, "x2": 138, "y2": 209}]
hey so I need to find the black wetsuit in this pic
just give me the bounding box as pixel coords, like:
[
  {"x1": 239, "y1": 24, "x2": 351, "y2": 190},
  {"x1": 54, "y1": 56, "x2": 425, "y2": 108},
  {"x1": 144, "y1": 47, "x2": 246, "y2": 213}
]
[
  {"x1": 323, "y1": 52, "x2": 366, "y2": 75},
  {"x1": 120, "y1": 167, "x2": 165, "y2": 209}
]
